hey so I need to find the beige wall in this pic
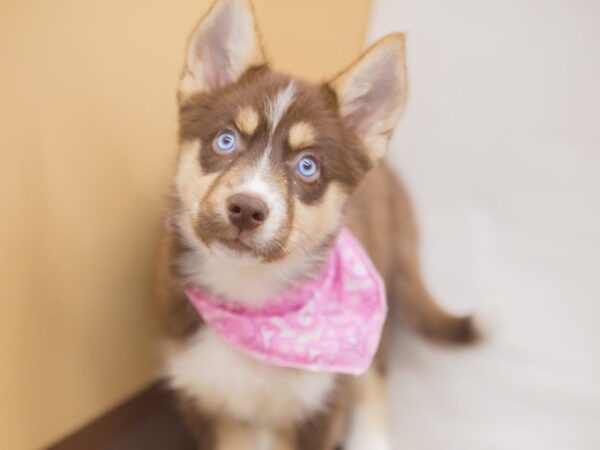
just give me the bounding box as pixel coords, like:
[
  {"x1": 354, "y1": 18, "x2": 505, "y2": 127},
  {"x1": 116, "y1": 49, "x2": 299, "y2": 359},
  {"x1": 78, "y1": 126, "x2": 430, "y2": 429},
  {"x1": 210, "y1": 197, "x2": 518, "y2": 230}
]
[{"x1": 0, "y1": 1, "x2": 372, "y2": 448}]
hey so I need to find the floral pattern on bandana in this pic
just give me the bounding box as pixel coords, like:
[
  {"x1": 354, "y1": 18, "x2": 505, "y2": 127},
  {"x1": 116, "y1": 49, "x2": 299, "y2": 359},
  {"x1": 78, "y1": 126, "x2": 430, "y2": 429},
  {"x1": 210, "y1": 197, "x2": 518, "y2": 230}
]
[{"x1": 185, "y1": 228, "x2": 387, "y2": 375}]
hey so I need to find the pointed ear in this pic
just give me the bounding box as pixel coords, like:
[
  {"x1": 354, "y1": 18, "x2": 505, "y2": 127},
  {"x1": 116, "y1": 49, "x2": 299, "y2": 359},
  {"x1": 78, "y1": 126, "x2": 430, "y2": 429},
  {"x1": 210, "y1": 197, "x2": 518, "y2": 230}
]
[
  {"x1": 330, "y1": 34, "x2": 407, "y2": 162},
  {"x1": 179, "y1": 0, "x2": 265, "y2": 99}
]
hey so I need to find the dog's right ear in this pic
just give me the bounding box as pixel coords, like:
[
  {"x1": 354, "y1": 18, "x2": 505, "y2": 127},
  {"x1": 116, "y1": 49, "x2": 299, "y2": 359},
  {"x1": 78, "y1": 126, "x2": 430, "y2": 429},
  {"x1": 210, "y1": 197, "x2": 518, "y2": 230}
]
[{"x1": 179, "y1": 0, "x2": 265, "y2": 99}]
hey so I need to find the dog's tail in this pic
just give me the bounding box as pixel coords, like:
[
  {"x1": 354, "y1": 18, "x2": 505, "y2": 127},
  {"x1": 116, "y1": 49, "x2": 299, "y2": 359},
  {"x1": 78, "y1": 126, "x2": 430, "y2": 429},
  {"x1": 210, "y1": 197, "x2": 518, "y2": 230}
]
[
  {"x1": 350, "y1": 165, "x2": 493, "y2": 345},
  {"x1": 385, "y1": 176, "x2": 488, "y2": 346},
  {"x1": 388, "y1": 264, "x2": 484, "y2": 345}
]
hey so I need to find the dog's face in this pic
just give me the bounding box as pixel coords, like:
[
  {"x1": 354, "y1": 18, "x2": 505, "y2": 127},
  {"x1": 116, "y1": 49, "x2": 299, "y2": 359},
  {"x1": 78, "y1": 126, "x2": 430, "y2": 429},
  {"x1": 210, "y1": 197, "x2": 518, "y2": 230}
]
[{"x1": 174, "y1": 0, "x2": 406, "y2": 263}]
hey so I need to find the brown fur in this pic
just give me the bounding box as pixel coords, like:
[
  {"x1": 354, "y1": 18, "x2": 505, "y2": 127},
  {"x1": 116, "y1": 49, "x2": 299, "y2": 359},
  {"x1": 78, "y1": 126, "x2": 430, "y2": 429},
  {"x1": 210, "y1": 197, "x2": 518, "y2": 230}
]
[
  {"x1": 156, "y1": 216, "x2": 204, "y2": 341},
  {"x1": 176, "y1": 65, "x2": 373, "y2": 267},
  {"x1": 157, "y1": 165, "x2": 477, "y2": 449},
  {"x1": 347, "y1": 164, "x2": 479, "y2": 344},
  {"x1": 291, "y1": 376, "x2": 350, "y2": 450},
  {"x1": 179, "y1": 66, "x2": 372, "y2": 204},
  {"x1": 156, "y1": 1, "x2": 479, "y2": 448}
]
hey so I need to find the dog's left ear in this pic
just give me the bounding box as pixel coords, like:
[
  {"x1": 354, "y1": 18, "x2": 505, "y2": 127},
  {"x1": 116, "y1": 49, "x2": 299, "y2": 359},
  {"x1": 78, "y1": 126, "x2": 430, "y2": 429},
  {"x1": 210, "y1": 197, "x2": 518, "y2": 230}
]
[
  {"x1": 330, "y1": 34, "x2": 407, "y2": 162},
  {"x1": 179, "y1": 0, "x2": 265, "y2": 99}
]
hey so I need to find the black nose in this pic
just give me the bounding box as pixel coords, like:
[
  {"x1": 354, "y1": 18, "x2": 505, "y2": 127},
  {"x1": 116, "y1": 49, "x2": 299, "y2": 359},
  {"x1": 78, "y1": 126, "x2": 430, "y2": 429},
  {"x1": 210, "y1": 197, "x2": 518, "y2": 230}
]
[{"x1": 227, "y1": 193, "x2": 269, "y2": 232}]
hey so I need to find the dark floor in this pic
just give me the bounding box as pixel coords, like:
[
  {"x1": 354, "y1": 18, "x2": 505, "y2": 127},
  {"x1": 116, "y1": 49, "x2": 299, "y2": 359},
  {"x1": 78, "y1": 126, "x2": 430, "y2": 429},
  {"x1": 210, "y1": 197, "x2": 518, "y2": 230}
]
[{"x1": 46, "y1": 382, "x2": 196, "y2": 450}]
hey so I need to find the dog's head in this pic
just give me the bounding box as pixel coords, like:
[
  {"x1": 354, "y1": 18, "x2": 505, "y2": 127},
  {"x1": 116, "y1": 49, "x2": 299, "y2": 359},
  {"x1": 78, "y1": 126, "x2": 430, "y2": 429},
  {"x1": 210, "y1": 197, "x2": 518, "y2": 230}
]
[{"x1": 174, "y1": 0, "x2": 406, "y2": 263}]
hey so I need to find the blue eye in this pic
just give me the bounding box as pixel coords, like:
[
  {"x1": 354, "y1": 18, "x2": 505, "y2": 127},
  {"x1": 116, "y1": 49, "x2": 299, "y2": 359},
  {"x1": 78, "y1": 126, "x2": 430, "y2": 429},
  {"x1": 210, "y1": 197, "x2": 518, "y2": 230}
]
[
  {"x1": 296, "y1": 156, "x2": 319, "y2": 180},
  {"x1": 215, "y1": 131, "x2": 237, "y2": 153}
]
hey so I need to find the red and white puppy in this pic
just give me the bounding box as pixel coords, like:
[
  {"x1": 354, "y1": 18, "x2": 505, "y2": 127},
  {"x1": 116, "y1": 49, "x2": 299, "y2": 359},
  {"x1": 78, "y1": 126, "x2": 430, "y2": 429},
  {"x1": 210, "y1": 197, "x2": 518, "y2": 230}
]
[{"x1": 157, "y1": 0, "x2": 480, "y2": 448}]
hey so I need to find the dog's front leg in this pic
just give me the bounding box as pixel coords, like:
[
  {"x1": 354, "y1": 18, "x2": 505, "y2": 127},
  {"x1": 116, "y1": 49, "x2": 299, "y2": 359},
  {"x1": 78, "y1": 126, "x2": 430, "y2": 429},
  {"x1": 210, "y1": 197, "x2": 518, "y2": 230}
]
[
  {"x1": 294, "y1": 402, "x2": 346, "y2": 450},
  {"x1": 344, "y1": 367, "x2": 392, "y2": 450},
  {"x1": 215, "y1": 421, "x2": 292, "y2": 450},
  {"x1": 179, "y1": 399, "x2": 296, "y2": 450},
  {"x1": 177, "y1": 396, "x2": 217, "y2": 450}
]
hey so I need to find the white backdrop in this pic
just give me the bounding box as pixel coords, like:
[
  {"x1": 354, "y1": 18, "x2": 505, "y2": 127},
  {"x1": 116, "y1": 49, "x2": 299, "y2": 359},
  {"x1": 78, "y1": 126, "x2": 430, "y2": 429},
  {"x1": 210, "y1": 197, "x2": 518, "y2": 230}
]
[{"x1": 367, "y1": 1, "x2": 600, "y2": 449}]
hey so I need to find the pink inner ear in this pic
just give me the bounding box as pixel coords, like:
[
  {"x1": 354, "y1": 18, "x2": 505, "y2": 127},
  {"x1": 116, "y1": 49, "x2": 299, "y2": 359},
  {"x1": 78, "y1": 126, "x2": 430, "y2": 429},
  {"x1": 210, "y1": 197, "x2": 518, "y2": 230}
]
[
  {"x1": 195, "y1": 43, "x2": 228, "y2": 90},
  {"x1": 343, "y1": 51, "x2": 403, "y2": 136},
  {"x1": 193, "y1": 7, "x2": 235, "y2": 89},
  {"x1": 188, "y1": 0, "x2": 257, "y2": 89}
]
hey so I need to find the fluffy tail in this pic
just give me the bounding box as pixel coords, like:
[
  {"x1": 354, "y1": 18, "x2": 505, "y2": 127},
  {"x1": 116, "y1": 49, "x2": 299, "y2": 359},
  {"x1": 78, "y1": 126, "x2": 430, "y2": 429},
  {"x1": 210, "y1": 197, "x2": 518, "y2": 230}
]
[
  {"x1": 389, "y1": 268, "x2": 481, "y2": 345},
  {"x1": 350, "y1": 164, "x2": 488, "y2": 345}
]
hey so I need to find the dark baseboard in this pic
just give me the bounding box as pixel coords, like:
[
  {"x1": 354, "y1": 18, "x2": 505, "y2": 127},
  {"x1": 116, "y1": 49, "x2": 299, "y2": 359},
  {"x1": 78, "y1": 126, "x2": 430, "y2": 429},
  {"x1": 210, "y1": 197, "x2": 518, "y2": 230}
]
[{"x1": 46, "y1": 381, "x2": 195, "y2": 450}]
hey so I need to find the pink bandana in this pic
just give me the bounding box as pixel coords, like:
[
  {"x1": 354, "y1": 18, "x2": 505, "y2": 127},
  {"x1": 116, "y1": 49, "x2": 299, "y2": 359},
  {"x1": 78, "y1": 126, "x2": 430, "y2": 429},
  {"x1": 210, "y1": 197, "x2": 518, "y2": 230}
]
[{"x1": 185, "y1": 228, "x2": 387, "y2": 375}]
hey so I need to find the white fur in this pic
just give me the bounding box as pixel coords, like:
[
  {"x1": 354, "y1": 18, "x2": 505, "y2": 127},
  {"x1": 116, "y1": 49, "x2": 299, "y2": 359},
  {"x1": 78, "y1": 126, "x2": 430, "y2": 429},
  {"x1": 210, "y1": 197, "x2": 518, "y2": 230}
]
[
  {"x1": 258, "y1": 81, "x2": 297, "y2": 165},
  {"x1": 174, "y1": 181, "x2": 347, "y2": 307},
  {"x1": 173, "y1": 160, "x2": 325, "y2": 308},
  {"x1": 165, "y1": 329, "x2": 336, "y2": 427},
  {"x1": 169, "y1": 81, "x2": 345, "y2": 442},
  {"x1": 256, "y1": 429, "x2": 275, "y2": 450},
  {"x1": 177, "y1": 234, "x2": 322, "y2": 307},
  {"x1": 267, "y1": 82, "x2": 296, "y2": 137},
  {"x1": 244, "y1": 82, "x2": 297, "y2": 238},
  {"x1": 235, "y1": 165, "x2": 287, "y2": 249},
  {"x1": 180, "y1": 82, "x2": 298, "y2": 250},
  {"x1": 345, "y1": 402, "x2": 392, "y2": 450},
  {"x1": 344, "y1": 369, "x2": 392, "y2": 450}
]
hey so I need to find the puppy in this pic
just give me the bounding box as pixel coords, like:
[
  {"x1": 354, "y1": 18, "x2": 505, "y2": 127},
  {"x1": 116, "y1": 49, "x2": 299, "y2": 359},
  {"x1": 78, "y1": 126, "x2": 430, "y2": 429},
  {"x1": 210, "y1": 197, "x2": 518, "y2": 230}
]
[{"x1": 156, "y1": 0, "x2": 479, "y2": 448}]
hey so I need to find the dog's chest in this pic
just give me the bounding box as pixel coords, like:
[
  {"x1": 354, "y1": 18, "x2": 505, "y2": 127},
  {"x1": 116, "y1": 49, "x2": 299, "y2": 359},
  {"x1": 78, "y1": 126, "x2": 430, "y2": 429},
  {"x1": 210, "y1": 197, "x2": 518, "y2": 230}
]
[{"x1": 165, "y1": 328, "x2": 336, "y2": 426}]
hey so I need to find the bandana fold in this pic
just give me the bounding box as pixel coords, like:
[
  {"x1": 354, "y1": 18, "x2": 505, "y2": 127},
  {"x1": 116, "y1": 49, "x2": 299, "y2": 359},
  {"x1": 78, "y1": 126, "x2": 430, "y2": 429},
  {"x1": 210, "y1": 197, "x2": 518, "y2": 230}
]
[{"x1": 185, "y1": 228, "x2": 387, "y2": 375}]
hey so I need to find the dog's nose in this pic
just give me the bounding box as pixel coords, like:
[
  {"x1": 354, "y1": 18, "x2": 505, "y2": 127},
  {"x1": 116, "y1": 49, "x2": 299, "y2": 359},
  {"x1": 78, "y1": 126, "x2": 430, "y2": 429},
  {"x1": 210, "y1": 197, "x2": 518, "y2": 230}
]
[{"x1": 227, "y1": 193, "x2": 269, "y2": 232}]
